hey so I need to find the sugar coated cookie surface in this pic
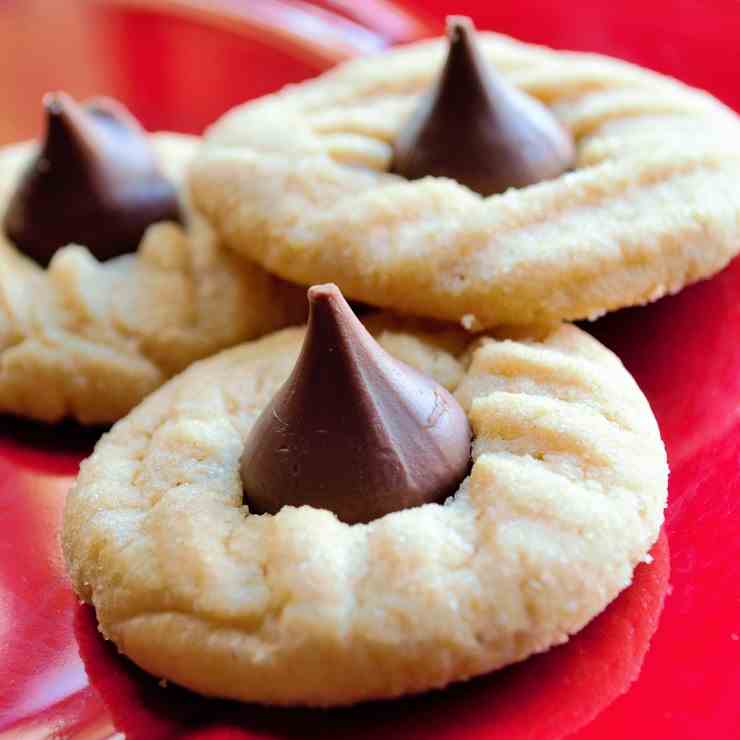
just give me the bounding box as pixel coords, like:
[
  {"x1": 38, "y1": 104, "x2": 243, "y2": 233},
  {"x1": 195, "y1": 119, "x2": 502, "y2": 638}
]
[
  {"x1": 0, "y1": 137, "x2": 305, "y2": 423},
  {"x1": 63, "y1": 318, "x2": 667, "y2": 706},
  {"x1": 192, "y1": 32, "x2": 740, "y2": 328}
]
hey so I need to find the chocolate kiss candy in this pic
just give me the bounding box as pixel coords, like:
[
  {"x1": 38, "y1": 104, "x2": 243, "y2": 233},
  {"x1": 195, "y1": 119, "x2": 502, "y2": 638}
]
[
  {"x1": 3, "y1": 92, "x2": 182, "y2": 266},
  {"x1": 241, "y1": 284, "x2": 472, "y2": 525},
  {"x1": 391, "y1": 16, "x2": 576, "y2": 196}
]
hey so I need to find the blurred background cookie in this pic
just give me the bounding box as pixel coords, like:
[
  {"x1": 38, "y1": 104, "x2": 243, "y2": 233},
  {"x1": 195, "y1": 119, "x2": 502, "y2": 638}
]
[{"x1": 0, "y1": 94, "x2": 305, "y2": 424}]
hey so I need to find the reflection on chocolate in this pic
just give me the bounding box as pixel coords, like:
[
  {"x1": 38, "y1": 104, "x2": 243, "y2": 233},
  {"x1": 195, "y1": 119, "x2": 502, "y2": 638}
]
[
  {"x1": 391, "y1": 16, "x2": 576, "y2": 196},
  {"x1": 241, "y1": 284, "x2": 472, "y2": 525},
  {"x1": 3, "y1": 92, "x2": 182, "y2": 266}
]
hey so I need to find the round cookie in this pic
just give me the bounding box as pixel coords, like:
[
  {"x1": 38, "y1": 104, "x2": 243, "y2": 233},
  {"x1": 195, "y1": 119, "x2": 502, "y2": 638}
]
[
  {"x1": 63, "y1": 316, "x2": 667, "y2": 706},
  {"x1": 191, "y1": 31, "x2": 740, "y2": 329},
  {"x1": 0, "y1": 136, "x2": 305, "y2": 424}
]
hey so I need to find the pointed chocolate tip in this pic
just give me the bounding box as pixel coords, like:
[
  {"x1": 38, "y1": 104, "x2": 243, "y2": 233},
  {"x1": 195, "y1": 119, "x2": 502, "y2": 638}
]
[
  {"x1": 43, "y1": 90, "x2": 68, "y2": 115},
  {"x1": 391, "y1": 16, "x2": 576, "y2": 196},
  {"x1": 307, "y1": 282, "x2": 342, "y2": 304},
  {"x1": 241, "y1": 284, "x2": 472, "y2": 524},
  {"x1": 39, "y1": 92, "x2": 95, "y2": 166},
  {"x1": 305, "y1": 283, "x2": 359, "y2": 349},
  {"x1": 3, "y1": 92, "x2": 182, "y2": 267},
  {"x1": 42, "y1": 91, "x2": 99, "y2": 143},
  {"x1": 42, "y1": 92, "x2": 79, "y2": 139},
  {"x1": 446, "y1": 14, "x2": 475, "y2": 38}
]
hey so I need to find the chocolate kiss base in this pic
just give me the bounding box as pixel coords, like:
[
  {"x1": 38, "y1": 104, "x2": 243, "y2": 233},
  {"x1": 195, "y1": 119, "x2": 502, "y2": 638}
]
[
  {"x1": 240, "y1": 284, "x2": 472, "y2": 525},
  {"x1": 3, "y1": 92, "x2": 182, "y2": 267},
  {"x1": 391, "y1": 16, "x2": 576, "y2": 196}
]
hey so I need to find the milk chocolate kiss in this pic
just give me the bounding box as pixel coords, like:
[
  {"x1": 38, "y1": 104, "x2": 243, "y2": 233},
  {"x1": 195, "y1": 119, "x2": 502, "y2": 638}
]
[
  {"x1": 391, "y1": 16, "x2": 576, "y2": 196},
  {"x1": 3, "y1": 92, "x2": 182, "y2": 266},
  {"x1": 240, "y1": 284, "x2": 472, "y2": 525}
]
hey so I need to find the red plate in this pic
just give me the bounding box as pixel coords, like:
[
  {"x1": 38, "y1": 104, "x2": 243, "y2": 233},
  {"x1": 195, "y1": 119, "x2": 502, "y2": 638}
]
[{"x1": 1, "y1": 1, "x2": 739, "y2": 738}]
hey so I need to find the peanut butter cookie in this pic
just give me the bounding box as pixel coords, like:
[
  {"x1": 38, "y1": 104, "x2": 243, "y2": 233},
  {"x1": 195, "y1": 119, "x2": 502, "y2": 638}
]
[
  {"x1": 0, "y1": 95, "x2": 304, "y2": 424},
  {"x1": 192, "y1": 25, "x2": 740, "y2": 329},
  {"x1": 63, "y1": 301, "x2": 667, "y2": 705}
]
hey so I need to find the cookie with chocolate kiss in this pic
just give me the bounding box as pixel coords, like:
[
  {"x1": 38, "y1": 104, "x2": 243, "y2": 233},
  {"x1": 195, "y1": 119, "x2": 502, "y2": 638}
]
[
  {"x1": 391, "y1": 16, "x2": 575, "y2": 195},
  {"x1": 63, "y1": 302, "x2": 667, "y2": 706},
  {"x1": 0, "y1": 98, "x2": 307, "y2": 424},
  {"x1": 192, "y1": 21, "x2": 740, "y2": 329},
  {"x1": 240, "y1": 284, "x2": 472, "y2": 524},
  {"x1": 4, "y1": 92, "x2": 182, "y2": 266}
]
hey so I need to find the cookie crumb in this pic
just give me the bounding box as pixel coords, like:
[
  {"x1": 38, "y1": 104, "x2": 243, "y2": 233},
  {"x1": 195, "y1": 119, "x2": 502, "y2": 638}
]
[
  {"x1": 159, "y1": 678, "x2": 169, "y2": 688},
  {"x1": 461, "y1": 314, "x2": 483, "y2": 332}
]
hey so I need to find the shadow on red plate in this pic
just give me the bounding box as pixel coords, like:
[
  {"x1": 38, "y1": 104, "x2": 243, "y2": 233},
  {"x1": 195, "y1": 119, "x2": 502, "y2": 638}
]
[
  {"x1": 73, "y1": 531, "x2": 669, "y2": 740},
  {"x1": 0, "y1": 416, "x2": 103, "y2": 477}
]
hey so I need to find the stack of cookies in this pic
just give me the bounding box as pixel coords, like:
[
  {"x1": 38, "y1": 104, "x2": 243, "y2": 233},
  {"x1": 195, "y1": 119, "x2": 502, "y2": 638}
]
[{"x1": 7, "y1": 15, "x2": 736, "y2": 705}]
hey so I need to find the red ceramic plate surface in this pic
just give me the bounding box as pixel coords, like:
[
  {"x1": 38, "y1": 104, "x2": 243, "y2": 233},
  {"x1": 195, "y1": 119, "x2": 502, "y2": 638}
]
[{"x1": 0, "y1": 1, "x2": 738, "y2": 738}]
